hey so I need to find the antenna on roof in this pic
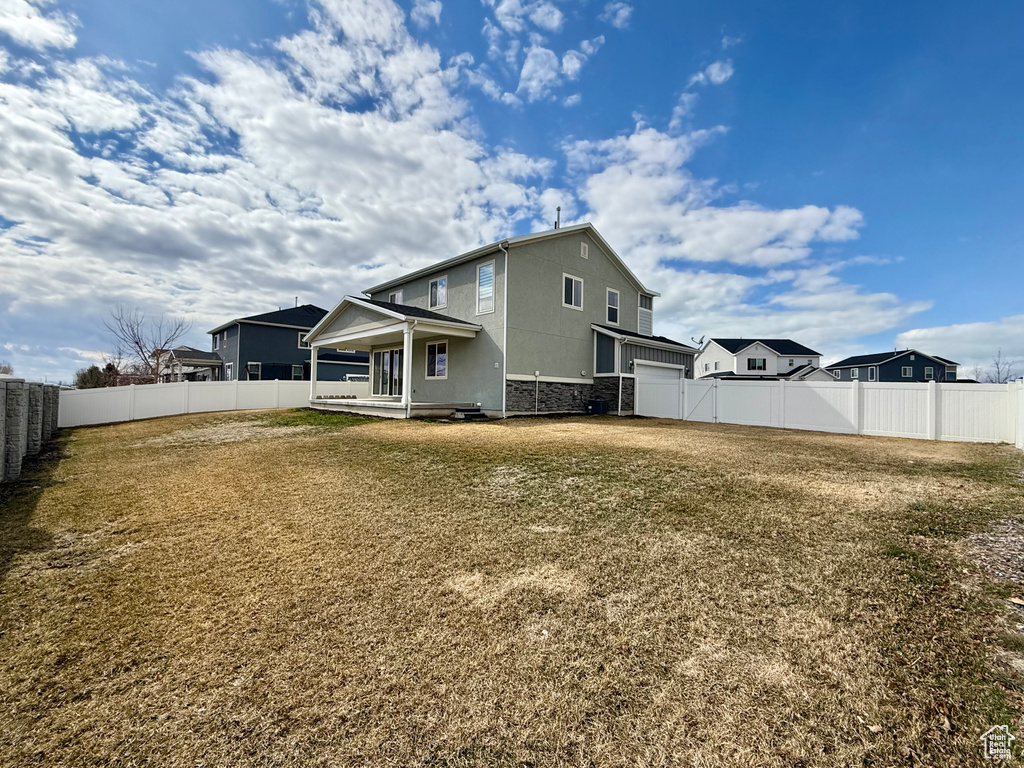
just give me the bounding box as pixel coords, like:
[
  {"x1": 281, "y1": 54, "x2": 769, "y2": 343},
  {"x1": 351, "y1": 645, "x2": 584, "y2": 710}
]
[
  {"x1": 555, "y1": 206, "x2": 561, "y2": 229},
  {"x1": 295, "y1": 296, "x2": 298, "y2": 307}
]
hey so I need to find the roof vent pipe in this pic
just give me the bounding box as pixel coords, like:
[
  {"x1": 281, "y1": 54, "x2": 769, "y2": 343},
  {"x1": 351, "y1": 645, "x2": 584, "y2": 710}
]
[{"x1": 555, "y1": 206, "x2": 561, "y2": 229}]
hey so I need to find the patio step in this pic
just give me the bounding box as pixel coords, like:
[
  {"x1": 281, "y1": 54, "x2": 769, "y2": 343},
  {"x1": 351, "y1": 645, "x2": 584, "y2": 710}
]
[{"x1": 453, "y1": 407, "x2": 489, "y2": 421}]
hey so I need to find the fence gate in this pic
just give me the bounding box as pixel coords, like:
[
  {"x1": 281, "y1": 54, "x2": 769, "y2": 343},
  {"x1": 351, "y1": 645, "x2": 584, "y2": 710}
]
[{"x1": 634, "y1": 363, "x2": 683, "y2": 419}]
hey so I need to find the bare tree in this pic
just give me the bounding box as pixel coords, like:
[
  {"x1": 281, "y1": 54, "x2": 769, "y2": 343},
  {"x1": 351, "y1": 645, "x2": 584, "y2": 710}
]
[
  {"x1": 0, "y1": 359, "x2": 12, "y2": 375},
  {"x1": 104, "y1": 305, "x2": 192, "y2": 384},
  {"x1": 985, "y1": 348, "x2": 1018, "y2": 384}
]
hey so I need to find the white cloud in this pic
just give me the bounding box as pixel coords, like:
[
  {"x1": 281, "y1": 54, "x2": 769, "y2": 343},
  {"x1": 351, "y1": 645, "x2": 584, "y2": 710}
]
[
  {"x1": 896, "y1": 315, "x2": 1024, "y2": 373},
  {"x1": 688, "y1": 59, "x2": 734, "y2": 87},
  {"x1": 516, "y1": 45, "x2": 561, "y2": 101},
  {"x1": 563, "y1": 93, "x2": 580, "y2": 107},
  {"x1": 561, "y1": 50, "x2": 585, "y2": 79},
  {"x1": 721, "y1": 35, "x2": 741, "y2": 49},
  {"x1": 599, "y1": 1, "x2": 633, "y2": 30},
  {"x1": 410, "y1": 0, "x2": 442, "y2": 28},
  {"x1": 0, "y1": 0, "x2": 77, "y2": 51},
  {"x1": 528, "y1": 2, "x2": 563, "y2": 32},
  {"x1": 668, "y1": 92, "x2": 698, "y2": 132}
]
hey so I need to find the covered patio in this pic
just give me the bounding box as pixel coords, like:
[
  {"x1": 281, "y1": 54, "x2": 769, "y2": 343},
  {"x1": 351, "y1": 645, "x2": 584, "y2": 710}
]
[{"x1": 305, "y1": 297, "x2": 483, "y2": 419}]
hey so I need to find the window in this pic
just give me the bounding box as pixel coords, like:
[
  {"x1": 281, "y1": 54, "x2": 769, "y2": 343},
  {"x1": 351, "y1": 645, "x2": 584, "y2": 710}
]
[
  {"x1": 946, "y1": 369, "x2": 957, "y2": 381},
  {"x1": 477, "y1": 261, "x2": 494, "y2": 314},
  {"x1": 638, "y1": 294, "x2": 653, "y2": 335},
  {"x1": 429, "y1": 276, "x2": 447, "y2": 309},
  {"x1": 213, "y1": 334, "x2": 219, "y2": 351},
  {"x1": 606, "y1": 288, "x2": 620, "y2": 325},
  {"x1": 580, "y1": 242, "x2": 589, "y2": 259},
  {"x1": 292, "y1": 365, "x2": 303, "y2": 381},
  {"x1": 298, "y1": 331, "x2": 311, "y2": 349},
  {"x1": 910, "y1": 354, "x2": 915, "y2": 360},
  {"x1": 924, "y1": 367, "x2": 934, "y2": 380},
  {"x1": 426, "y1": 340, "x2": 448, "y2": 379},
  {"x1": 246, "y1": 362, "x2": 261, "y2": 381},
  {"x1": 806, "y1": 359, "x2": 812, "y2": 365},
  {"x1": 714, "y1": 361, "x2": 720, "y2": 370},
  {"x1": 388, "y1": 290, "x2": 403, "y2": 304},
  {"x1": 868, "y1": 367, "x2": 876, "y2": 381},
  {"x1": 902, "y1": 366, "x2": 913, "y2": 378},
  {"x1": 562, "y1": 274, "x2": 583, "y2": 309},
  {"x1": 788, "y1": 358, "x2": 794, "y2": 367},
  {"x1": 851, "y1": 369, "x2": 859, "y2": 379},
  {"x1": 747, "y1": 358, "x2": 767, "y2": 371},
  {"x1": 704, "y1": 363, "x2": 709, "y2": 372},
  {"x1": 833, "y1": 370, "x2": 841, "y2": 379},
  {"x1": 225, "y1": 362, "x2": 233, "y2": 381}
]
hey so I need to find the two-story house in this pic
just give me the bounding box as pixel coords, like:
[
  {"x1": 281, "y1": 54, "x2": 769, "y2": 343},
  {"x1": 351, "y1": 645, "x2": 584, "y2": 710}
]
[
  {"x1": 826, "y1": 350, "x2": 959, "y2": 382},
  {"x1": 208, "y1": 305, "x2": 369, "y2": 382},
  {"x1": 694, "y1": 339, "x2": 834, "y2": 381},
  {"x1": 303, "y1": 223, "x2": 698, "y2": 418}
]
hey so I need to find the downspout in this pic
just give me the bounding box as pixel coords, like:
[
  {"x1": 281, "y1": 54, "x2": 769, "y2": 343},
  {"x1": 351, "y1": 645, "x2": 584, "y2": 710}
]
[
  {"x1": 499, "y1": 240, "x2": 510, "y2": 418},
  {"x1": 405, "y1": 319, "x2": 418, "y2": 419},
  {"x1": 616, "y1": 337, "x2": 624, "y2": 416}
]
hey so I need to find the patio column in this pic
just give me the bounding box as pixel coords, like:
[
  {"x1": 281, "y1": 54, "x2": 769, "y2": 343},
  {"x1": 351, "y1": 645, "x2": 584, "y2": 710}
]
[
  {"x1": 309, "y1": 346, "x2": 318, "y2": 401},
  {"x1": 402, "y1": 323, "x2": 413, "y2": 414}
]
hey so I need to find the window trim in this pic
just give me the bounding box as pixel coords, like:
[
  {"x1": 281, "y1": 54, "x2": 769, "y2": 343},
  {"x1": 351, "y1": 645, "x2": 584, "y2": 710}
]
[
  {"x1": 388, "y1": 289, "x2": 403, "y2": 304},
  {"x1": 298, "y1": 331, "x2": 311, "y2": 349},
  {"x1": 562, "y1": 273, "x2": 584, "y2": 311},
  {"x1": 291, "y1": 364, "x2": 303, "y2": 381},
  {"x1": 476, "y1": 260, "x2": 495, "y2": 316},
  {"x1": 429, "y1": 275, "x2": 448, "y2": 310},
  {"x1": 246, "y1": 361, "x2": 261, "y2": 381},
  {"x1": 901, "y1": 366, "x2": 913, "y2": 378},
  {"x1": 425, "y1": 339, "x2": 449, "y2": 380},
  {"x1": 606, "y1": 288, "x2": 620, "y2": 326}
]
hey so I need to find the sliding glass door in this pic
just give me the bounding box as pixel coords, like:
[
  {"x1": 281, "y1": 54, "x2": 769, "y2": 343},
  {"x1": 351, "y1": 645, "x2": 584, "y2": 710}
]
[{"x1": 371, "y1": 348, "x2": 404, "y2": 397}]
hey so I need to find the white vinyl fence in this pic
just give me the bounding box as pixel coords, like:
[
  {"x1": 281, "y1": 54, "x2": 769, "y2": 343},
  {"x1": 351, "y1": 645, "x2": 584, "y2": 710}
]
[
  {"x1": 637, "y1": 378, "x2": 1024, "y2": 446},
  {"x1": 58, "y1": 379, "x2": 370, "y2": 428}
]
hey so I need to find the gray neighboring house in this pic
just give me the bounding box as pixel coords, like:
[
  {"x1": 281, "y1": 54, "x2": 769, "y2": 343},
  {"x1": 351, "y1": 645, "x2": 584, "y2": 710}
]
[
  {"x1": 304, "y1": 223, "x2": 698, "y2": 418},
  {"x1": 826, "y1": 349, "x2": 959, "y2": 382},
  {"x1": 158, "y1": 346, "x2": 223, "y2": 382},
  {"x1": 209, "y1": 305, "x2": 369, "y2": 382}
]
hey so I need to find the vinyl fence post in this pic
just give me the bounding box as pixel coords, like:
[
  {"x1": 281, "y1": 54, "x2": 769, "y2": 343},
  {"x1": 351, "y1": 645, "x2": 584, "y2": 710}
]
[
  {"x1": 129, "y1": 384, "x2": 136, "y2": 422},
  {"x1": 233, "y1": 379, "x2": 239, "y2": 411},
  {"x1": 777, "y1": 379, "x2": 786, "y2": 429},
  {"x1": 712, "y1": 379, "x2": 719, "y2": 423},
  {"x1": 926, "y1": 380, "x2": 939, "y2": 441},
  {"x1": 183, "y1": 380, "x2": 191, "y2": 414},
  {"x1": 680, "y1": 377, "x2": 688, "y2": 421},
  {"x1": 851, "y1": 381, "x2": 862, "y2": 435},
  {"x1": 275, "y1": 377, "x2": 281, "y2": 408}
]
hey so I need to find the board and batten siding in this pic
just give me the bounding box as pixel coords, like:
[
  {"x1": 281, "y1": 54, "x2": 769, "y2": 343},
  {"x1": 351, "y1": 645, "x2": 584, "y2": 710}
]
[{"x1": 621, "y1": 343, "x2": 693, "y2": 376}]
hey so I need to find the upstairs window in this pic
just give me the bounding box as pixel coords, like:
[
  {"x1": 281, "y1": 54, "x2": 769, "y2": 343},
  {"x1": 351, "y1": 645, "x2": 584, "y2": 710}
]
[
  {"x1": 851, "y1": 369, "x2": 859, "y2": 379},
  {"x1": 924, "y1": 366, "x2": 934, "y2": 380},
  {"x1": 477, "y1": 262, "x2": 494, "y2": 314},
  {"x1": 389, "y1": 290, "x2": 403, "y2": 304},
  {"x1": 902, "y1": 366, "x2": 913, "y2": 377},
  {"x1": 429, "y1": 276, "x2": 447, "y2": 309},
  {"x1": 606, "y1": 288, "x2": 619, "y2": 325},
  {"x1": 945, "y1": 369, "x2": 957, "y2": 381},
  {"x1": 788, "y1": 358, "x2": 794, "y2": 367},
  {"x1": 868, "y1": 367, "x2": 876, "y2": 381},
  {"x1": 225, "y1": 363, "x2": 233, "y2": 381},
  {"x1": 563, "y1": 274, "x2": 583, "y2": 309},
  {"x1": 832, "y1": 370, "x2": 840, "y2": 379},
  {"x1": 747, "y1": 358, "x2": 767, "y2": 371},
  {"x1": 638, "y1": 294, "x2": 653, "y2": 336},
  {"x1": 298, "y1": 332, "x2": 311, "y2": 349},
  {"x1": 714, "y1": 361, "x2": 720, "y2": 370},
  {"x1": 213, "y1": 335, "x2": 219, "y2": 351}
]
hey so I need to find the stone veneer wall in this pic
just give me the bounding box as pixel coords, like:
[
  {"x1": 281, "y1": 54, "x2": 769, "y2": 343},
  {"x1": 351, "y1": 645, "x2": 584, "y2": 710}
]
[
  {"x1": 505, "y1": 376, "x2": 635, "y2": 414},
  {"x1": 2, "y1": 378, "x2": 60, "y2": 483}
]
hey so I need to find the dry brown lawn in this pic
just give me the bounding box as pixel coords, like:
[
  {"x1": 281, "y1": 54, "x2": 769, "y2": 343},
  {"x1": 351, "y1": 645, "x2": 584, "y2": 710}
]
[{"x1": 2, "y1": 409, "x2": 1023, "y2": 767}]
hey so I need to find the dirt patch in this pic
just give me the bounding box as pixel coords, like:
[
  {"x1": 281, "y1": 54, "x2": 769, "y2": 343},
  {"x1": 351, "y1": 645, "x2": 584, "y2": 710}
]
[
  {"x1": 132, "y1": 422, "x2": 313, "y2": 447},
  {"x1": 960, "y1": 519, "x2": 1024, "y2": 586},
  {"x1": 447, "y1": 563, "x2": 585, "y2": 608}
]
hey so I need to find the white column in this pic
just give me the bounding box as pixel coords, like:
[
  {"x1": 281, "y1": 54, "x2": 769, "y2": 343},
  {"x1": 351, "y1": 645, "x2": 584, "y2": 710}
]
[
  {"x1": 402, "y1": 324, "x2": 413, "y2": 415},
  {"x1": 309, "y1": 346, "x2": 318, "y2": 401}
]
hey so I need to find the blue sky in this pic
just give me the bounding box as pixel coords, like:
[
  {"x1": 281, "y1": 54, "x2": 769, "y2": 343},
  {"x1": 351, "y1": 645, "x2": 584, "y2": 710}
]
[{"x1": 1, "y1": 0, "x2": 1021, "y2": 382}]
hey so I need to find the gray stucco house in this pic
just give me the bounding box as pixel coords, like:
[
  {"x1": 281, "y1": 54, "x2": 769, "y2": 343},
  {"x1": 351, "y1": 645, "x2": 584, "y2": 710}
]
[
  {"x1": 826, "y1": 349, "x2": 959, "y2": 382},
  {"x1": 208, "y1": 305, "x2": 369, "y2": 382},
  {"x1": 305, "y1": 223, "x2": 698, "y2": 418}
]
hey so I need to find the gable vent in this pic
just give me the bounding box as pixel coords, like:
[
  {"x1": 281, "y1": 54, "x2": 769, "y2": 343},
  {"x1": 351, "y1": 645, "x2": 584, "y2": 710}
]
[{"x1": 580, "y1": 242, "x2": 589, "y2": 259}]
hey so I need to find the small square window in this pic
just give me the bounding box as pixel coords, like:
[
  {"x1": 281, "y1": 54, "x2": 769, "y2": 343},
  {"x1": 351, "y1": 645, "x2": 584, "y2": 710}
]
[
  {"x1": 292, "y1": 365, "x2": 303, "y2": 381},
  {"x1": 298, "y1": 332, "x2": 311, "y2": 349},
  {"x1": 389, "y1": 290, "x2": 403, "y2": 304},
  {"x1": 563, "y1": 274, "x2": 583, "y2": 309},
  {"x1": 788, "y1": 358, "x2": 794, "y2": 367},
  {"x1": 429, "y1": 276, "x2": 447, "y2": 309},
  {"x1": 902, "y1": 366, "x2": 913, "y2": 378},
  {"x1": 851, "y1": 369, "x2": 860, "y2": 379}
]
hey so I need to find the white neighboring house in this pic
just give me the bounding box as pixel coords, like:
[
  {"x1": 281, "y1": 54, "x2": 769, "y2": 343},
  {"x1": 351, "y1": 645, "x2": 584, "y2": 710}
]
[{"x1": 695, "y1": 338, "x2": 834, "y2": 381}]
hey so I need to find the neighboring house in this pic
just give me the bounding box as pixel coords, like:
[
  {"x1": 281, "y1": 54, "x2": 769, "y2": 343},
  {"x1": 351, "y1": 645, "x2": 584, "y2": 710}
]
[
  {"x1": 208, "y1": 305, "x2": 369, "y2": 382},
  {"x1": 303, "y1": 223, "x2": 698, "y2": 418},
  {"x1": 158, "y1": 346, "x2": 222, "y2": 382},
  {"x1": 826, "y1": 350, "x2": 959, "y2": 382},
  {"x1": 695, "y1": 339, "x2": 833, "y2": 381}
]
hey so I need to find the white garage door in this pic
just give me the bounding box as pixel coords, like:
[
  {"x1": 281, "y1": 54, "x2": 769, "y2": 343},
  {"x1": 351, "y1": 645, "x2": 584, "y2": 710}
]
[{"x1": 634, "y1": 363, "x2": 682, "y2": 419}]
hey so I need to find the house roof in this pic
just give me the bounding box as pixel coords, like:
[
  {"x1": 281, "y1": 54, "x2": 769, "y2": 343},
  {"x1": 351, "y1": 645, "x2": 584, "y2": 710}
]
[
  {"x1": 357, "y1": 298, "x2": 479, "y2": 325},
  {"x1": 304, "y1": 296, "x2": 483, "y2": 345},
  {"x1": 592, "y1": 324, "x2": 698, "y2": 352},
  {"x1": 167, "y1": 346, "x2": 222, "y2": 364},
  {"x1": 363, "y1": 223, "x2": 659, "y2": 298},
  {"x1": 827, "y1": 349, "x2": 959, "y2": 369},
  {"x1": 710, "y1": 338, "x2": 822, "y2": 357},
  {"x1": 208, "y1": 304, "x2": 328, "y2": 334}
]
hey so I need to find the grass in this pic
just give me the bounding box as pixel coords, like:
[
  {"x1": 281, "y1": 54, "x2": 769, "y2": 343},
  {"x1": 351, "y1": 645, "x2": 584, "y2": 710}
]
[{"x1": 1, "y1": 411, "x2": 1023, "y2": 767}]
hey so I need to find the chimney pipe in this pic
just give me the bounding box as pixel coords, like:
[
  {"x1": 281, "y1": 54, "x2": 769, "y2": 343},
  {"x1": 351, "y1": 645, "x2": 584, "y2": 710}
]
[
  {"x1": 556, "y1": 206, "x2": 561, "y2": 229},
  {"x1": 295, "y1": 296, "x2": 299, "y2": 307}
]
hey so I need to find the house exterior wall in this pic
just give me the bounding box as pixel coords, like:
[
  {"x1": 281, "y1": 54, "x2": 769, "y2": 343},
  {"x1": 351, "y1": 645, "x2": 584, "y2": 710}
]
[
  {"x1": 829, "y1": 354, "x2": 956, "y2": 382},
  {"x1": 505, "y1": 231, "x2": 652, "y2": 381},
  {"x1": 216, "y1": 322, "x2": 368, "y2": 382},
  {"x1": 696, "y1": 341, "x2": 819, "y2": 378},
  {"x1": 695, "y1": 343, "x2": 737, "y2": 377},
  {"x1": 621, "y1": 343, "x2": 693, "y2": 377},
  {"x1": 213, "y1": 324, "x2": 239, "y2": 379},
  {"x1": 368, "y1": 252, "x2": 507, "y2": 411}
]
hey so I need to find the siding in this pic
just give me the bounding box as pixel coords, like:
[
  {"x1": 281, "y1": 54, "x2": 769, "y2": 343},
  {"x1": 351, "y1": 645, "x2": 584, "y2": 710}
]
[{"x1": 622, "y1": 344, "x2": 693, "y2": 377}]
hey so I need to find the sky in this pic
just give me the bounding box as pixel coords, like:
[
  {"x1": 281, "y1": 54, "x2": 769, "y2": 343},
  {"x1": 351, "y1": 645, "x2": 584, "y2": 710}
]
[{"x1": 0, "y1": 0, "x2": 1021, "y2": 383}]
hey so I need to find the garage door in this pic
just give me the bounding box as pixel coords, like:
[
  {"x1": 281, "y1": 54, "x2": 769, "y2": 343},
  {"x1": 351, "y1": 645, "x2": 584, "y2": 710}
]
[{"x1": 634, "y1": 363, "x2": 682, "y2": 419}]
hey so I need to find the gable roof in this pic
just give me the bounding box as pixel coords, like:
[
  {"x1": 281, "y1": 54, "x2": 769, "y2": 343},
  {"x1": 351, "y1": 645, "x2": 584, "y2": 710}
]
[
  {"x1": 363, "y1": 223, "x2": 659, "y2": 298},
  {"x1": 304, "y1": 296, "x2": 482, "y2": 345},
  {"x1": 208, "y1": 304, "x2": 328, "y2": 335},
  {"x1": 592, "y1": 324, "x2": 698, "y2": 352},
  {"x1": 709, "y1": 338, "x2": 822, "y2": 357},
  {"x1": 827, "y1": 349, "x2": 959, "y2": 369},
  {"x1": 167, "y1": 346, "x2": 222, "y2": 364}
]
